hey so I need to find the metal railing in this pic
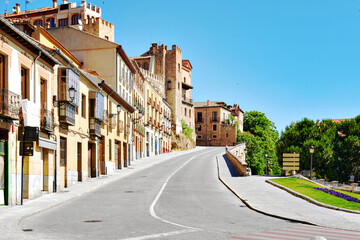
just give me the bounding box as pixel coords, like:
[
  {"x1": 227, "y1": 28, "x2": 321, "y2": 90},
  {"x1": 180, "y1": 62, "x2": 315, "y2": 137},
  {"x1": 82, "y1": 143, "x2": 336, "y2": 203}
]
[{"x1": 0, "y1": 89, "x2": 20, "y2": 119}]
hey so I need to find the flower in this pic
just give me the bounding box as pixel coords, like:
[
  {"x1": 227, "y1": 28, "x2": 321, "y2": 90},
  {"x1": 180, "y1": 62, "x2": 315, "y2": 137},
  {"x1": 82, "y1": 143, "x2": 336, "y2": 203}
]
[{"x1": 313, "y1": 187, "x2": 360, "y2": 203}]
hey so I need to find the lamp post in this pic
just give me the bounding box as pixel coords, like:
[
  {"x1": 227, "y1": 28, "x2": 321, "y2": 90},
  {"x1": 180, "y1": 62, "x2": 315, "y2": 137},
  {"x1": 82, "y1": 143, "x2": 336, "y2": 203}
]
[
  {"x1": 265, "y1": 154, "x2": 268, "y2": 176},
  {"x1": 309, "y1": 145, "x2": 314, "y2": 179}
]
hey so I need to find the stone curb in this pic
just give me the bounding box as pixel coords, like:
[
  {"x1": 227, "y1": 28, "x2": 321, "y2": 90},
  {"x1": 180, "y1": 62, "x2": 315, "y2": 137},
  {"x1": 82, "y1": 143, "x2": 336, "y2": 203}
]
[
  {"x1": 216, "y1": 155, "x2": 316, "y2": 226},
  {"x1": 266, "y1": 178, "x2": 360, "y2": 215}
]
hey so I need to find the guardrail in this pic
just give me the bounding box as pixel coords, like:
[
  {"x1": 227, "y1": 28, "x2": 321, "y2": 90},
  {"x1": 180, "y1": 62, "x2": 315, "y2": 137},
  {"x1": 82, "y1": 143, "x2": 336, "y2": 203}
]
[{"x1": 226, "y1": 143, "x2": 248, "y2": 176}]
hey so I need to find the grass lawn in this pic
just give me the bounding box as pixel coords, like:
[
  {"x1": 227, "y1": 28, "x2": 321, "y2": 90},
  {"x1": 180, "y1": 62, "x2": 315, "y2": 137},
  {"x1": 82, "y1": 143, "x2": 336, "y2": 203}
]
[{"x1": 270, "y1": 177, "x2": 360, "y2": 211}]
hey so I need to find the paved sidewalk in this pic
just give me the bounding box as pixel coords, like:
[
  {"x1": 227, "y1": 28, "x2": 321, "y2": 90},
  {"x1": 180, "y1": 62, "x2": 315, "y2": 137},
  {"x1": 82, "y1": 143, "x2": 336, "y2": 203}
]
[
  {"x1": 217, "y1": 153, "x2": 360, "y2": 231},
  {"x1": 0, "y1": 147, "x2": 204, "y2": 239}
]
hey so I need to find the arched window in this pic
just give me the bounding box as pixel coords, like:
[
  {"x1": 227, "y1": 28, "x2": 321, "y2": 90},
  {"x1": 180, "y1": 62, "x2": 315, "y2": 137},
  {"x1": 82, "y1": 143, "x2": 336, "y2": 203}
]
[
  {"x1": 144, "y1": 62, "x2": 149, "y2": 70},
  {"x1": 184, "y1": 77, "x2": 186, "y2": 83},
  {"x1": 71, "y1": 14, "x2": 82, "y2": 25},
  {"x1": 34, "y1": 19, "x2": 43, "y2": 26},
  {"x1": 178, "y1": 63, "x2": 181, "y2": 72},
  {"x1": 46, "y1": 18, "x2": 56, "y2": 28}
]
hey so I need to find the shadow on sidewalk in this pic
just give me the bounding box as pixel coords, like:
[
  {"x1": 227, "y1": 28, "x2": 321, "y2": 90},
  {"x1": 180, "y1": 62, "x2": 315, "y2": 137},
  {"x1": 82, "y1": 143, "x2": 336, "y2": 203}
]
[{"x1": 223, "y1": 154, "x2": 240, "y2": 177}]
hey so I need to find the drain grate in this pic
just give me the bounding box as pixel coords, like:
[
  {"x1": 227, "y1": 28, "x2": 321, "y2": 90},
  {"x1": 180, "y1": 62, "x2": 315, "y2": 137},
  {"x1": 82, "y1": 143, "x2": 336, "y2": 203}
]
[
  {"x1": 83, "y1": 220, "x2": 102, "y2": 223},
  {"x1": 124, "y1": 191, "x2": 134, "y2": 193},
  {"x1": 22, "y1": 229, "x2": 33, "y2": 232}
]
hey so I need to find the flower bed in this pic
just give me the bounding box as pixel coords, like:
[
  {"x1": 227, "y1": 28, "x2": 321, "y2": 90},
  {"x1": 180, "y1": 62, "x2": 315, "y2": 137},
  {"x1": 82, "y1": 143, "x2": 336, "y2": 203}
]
[{"x1": 314, "y1": 187, "x2": 360, "y2": 204}]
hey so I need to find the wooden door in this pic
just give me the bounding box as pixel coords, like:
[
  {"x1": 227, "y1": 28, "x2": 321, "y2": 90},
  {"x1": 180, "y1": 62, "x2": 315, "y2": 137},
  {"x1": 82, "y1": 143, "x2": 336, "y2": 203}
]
[
  {"x1": 77, "y1": 142, "x2": 82, "y2": 181},
  {"x1": 114, "y1": 141, "x2": 119, "y2": 169}
]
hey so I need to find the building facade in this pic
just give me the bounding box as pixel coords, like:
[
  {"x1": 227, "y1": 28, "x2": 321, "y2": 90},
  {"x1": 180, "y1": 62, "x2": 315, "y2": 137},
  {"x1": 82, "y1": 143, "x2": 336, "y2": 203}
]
[
  {"x1": 4, "y1": 0, "x2": 114, "y2": 42},
  {"x1": 133, "y1": 44, "x2": 194, "y2": 138},
  {"x1": 194, "y1": 101, "x2": 243, "y2": 147}
]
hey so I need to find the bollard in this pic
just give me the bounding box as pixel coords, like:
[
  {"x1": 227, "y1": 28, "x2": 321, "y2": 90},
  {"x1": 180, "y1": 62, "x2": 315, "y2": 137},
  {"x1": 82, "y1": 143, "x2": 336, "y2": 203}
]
[
  {"x1": 351, "y1": 183, "x2": 358, "y2": 192},
  {"x1": 331, "y1": 181, "x2": 338, "y2": 188}
]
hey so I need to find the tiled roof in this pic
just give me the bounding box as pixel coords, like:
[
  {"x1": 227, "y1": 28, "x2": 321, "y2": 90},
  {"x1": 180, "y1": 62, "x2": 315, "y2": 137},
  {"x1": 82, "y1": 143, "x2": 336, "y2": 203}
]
[
  {"x1": 5, "y1": 6, "x2": 56, "y2": 17},
  {"x1": 331, "y1": 119, "x2": 351, "y2": 124},
  {"x1": 194, "y1": 101, "x2": 225, "y2": 108}
]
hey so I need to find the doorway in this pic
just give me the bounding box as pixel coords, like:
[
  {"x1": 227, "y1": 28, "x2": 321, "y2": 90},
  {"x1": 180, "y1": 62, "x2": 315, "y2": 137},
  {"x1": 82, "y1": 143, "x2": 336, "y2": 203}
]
[
  {"x1": 77, "y1": 142, "x2": 82, "y2": 181},
  {"x1": 123, "y1": 142, "x2": 127, "y2": 168}
]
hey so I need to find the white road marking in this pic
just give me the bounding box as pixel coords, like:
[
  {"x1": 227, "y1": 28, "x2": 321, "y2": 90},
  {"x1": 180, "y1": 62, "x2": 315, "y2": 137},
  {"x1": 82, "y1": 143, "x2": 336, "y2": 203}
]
[
  {"x1": 149, "y1": 155, "x2": 202, "y2": 231},
  {"x1": 120, "y1": 229, "x2": 197, "y2": 240}
]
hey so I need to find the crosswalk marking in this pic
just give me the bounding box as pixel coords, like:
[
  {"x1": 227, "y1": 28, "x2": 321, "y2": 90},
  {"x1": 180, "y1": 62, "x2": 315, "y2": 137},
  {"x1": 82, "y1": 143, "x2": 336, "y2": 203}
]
[{"x1": 230, "y1": 225, "x2": 360, "y2": 240}]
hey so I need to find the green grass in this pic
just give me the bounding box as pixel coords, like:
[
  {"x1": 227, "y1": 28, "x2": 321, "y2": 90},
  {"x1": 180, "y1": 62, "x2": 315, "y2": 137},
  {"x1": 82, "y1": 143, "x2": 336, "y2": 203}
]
[{"x1": 270, "y1": 177, "x2": 360, "y2": 211}]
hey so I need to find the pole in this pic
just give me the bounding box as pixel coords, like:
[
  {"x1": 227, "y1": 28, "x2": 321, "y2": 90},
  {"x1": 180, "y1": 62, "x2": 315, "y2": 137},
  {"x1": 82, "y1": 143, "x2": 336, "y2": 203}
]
[
  {"x1": 310, "y1": 153, "x2": 313, "y2": 180},
  {"x1": 266, "y1": 157, "x2": 268, "y2": 176},
  {"x1": 21, "y1": 125, "x2": 25, "y2": 205}
]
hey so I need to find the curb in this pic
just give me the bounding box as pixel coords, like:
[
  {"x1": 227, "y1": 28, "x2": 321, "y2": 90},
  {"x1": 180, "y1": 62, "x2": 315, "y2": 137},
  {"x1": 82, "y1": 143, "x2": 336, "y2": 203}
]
[
  {"x1": 216, "y1": 155, "x2": 317, "y2": 226},
  {"x1": 266, "y1": 179, "x2": 360, "y2": 215}
]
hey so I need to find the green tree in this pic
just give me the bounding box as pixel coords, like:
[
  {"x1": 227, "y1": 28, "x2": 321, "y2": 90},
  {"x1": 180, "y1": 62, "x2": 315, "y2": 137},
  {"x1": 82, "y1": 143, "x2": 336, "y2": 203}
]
[{"x1": 238, "y1": 111, "x2": 280, "y2": 175}]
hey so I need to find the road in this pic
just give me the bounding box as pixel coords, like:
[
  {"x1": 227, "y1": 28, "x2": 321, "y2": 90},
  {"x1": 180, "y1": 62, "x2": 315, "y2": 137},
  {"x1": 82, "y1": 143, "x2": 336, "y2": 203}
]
[{"x1": 19, "y1": 147, "x2": 355, "y2": 240}]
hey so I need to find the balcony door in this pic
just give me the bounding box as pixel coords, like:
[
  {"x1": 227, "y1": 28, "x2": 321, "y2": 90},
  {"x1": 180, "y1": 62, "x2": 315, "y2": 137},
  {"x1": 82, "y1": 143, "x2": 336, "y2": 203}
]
[
  {"x1": 0, "y1": 54, "x2": 4, "y2": 90},
  {"x1": 21, "y1": 67, "x2": 29, "y2": 100}
]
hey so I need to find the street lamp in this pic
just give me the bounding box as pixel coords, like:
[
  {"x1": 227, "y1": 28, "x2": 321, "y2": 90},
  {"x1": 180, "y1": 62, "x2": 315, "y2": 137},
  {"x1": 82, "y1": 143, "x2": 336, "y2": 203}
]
[
  {"x1": 309, "y1": 145, "x2": 315, "y2": 179},
  {"x1": 265, "y1": 154, "x2": 268, "y2": 176}
]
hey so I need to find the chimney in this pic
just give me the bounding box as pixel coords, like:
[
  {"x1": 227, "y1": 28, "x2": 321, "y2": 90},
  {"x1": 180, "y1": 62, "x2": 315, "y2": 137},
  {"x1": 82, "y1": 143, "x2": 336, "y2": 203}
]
[
  {"x1": 53, "y1": 0, "x2": 57, "y2": 8},
  {"x1": 63, "y1": 0, "x2": 68, "y2": 4},
  {"x1": 81, "y1": 0, "x2": 87, "y2": 7},
  {"x1": 15, "y1": 3, "x2": 20, "y2": 14},
  {"x1": 207, "y1": 100, "x2": 210, "y2": 106}
]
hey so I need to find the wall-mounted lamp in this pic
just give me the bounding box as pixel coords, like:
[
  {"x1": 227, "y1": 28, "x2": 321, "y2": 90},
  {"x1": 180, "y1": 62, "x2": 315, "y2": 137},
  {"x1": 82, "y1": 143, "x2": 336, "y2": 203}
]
[
  {"x1": 53, "y1": 86, "x2": 76, "y2": 107},
  {"x1": 132, "y1": 110, "x2": 143, "y2": 123},
  {"x1": 109, "y1": 104, "x2": 122, "y2": 118}
]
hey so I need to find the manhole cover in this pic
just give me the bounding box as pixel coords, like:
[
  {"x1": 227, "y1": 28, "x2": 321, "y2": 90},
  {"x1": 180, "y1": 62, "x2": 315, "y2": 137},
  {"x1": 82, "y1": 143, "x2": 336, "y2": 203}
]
[
  {"x1": 83, "y1": 220, "x2": 102, "y2": 223},
  {"x1": 22, "y1": 229, "x2": 33, "y2": 232},
  {"x1": 58, "y1": 191, "x2": 69, "y2": 193},
  {"x1": 124, "y1": 191, "x2": 134, "y2": 193}
]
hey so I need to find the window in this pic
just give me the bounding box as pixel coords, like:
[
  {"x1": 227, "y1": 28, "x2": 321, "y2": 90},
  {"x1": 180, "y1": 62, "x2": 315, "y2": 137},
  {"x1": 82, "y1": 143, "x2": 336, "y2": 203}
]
[
  {"x1": 197, "y1": 135, "x2": 202, "y2": 139},
  {"x1": 34, "y1": 19, "x2": 43, "y2": 26},
  {"x1": 109, "y1": 139, "x2": 112, "y2": 161},
  {"x1": 226, "y1": 133, "x2": 229, "y2": 138},
  {"x1": 213, "y1": 135, "x2": 217, "y2": 138},
  {"x1": 167, "y1": 81, "x2": 171, "y2": 90},
  {"x1": 0, "y1": 54, "x2": 5, "y2": 90},
  {"x1": 46, "y1": 18, "x2": 56, "y2": 28},
  {"x1": 212, "y1": 111, "x2": 217, "y2": 121},
  {"x1": 144, "y1": 62, "x2": 149, "y2": 70},
  {"x1": 189, "y1": 109, "x2": 191, "y2": 118},
  {"x1": 58, "y1": 18, "x2": 69, "y2": 27},
  {"x1": 105, "y1": 36, "x2": 109, "y2": 40},
  {"x1": 71, "y1": 14, "x2": 82, "y2": 25},
  {"x1": 21, "y1": 67, "x2": 29, "y2": 100},
  {"x1": 184, "y1": 108, "x2": 187, "y2": 116},
  {"x1": 60, "y1": 137, "x2": 66, "y2": 166},
  {"x1": 197, "y1": 125, "x2": 201, "y2": 131},
  {"x1": 178, "y1": 82, "x2": 180, "y2": 89},
  {"x1": 178, "y1": 63, "x2": 180, "y2": 72},
  {"x1": 184, "y1": 77, "x2": 186, "y2": 83},
  {"x1": 197, "y1": 112, "x2": 202, "y2": 122},
  {"x1": 81, "y1": 94, "x2": 86, "y2": 118},
  {"x1": 213, "y1": 124, "x2": 217, "y2": 131},
  {"x1": 223, "y1": 113, "x2": 225, "y2": 121},
  {"x1": 40, "y1": 79, "x2": 47, "y2": 111}
]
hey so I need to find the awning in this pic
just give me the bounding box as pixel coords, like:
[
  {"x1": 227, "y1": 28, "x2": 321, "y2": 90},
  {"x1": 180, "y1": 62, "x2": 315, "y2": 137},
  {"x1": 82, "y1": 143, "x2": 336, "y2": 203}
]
[{"x1": 38, "y1": 137, "x2": 57, "y2": 150}]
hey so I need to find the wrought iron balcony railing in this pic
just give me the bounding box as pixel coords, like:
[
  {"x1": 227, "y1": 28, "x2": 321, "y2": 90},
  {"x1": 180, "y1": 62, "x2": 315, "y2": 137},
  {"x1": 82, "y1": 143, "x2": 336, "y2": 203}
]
[{"x1": 0, "y1": 89, "x2": 20, "y2": 119}]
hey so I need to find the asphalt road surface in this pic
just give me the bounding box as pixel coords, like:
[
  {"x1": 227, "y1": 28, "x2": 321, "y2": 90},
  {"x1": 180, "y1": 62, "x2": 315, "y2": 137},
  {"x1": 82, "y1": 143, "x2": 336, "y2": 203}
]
[{"x1": 20, "y1": 147, "x2": 334, "y2": 240}]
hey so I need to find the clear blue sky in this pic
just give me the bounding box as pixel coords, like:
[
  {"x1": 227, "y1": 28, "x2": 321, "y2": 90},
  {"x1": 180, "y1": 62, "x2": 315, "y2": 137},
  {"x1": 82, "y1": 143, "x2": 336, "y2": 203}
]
[{"x1": 3, "y1": 0, "x2": 360, "y2": 133}]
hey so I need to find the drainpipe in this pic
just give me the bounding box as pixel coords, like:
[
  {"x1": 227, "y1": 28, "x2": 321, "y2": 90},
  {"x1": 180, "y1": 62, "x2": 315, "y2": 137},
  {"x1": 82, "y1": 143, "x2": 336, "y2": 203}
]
[
  {"x1": 54, "y1": 149, "x2": 57, "y2": 192},
  {"x1": 34, "y1": 51, "x2": 41, "y2": 105}
]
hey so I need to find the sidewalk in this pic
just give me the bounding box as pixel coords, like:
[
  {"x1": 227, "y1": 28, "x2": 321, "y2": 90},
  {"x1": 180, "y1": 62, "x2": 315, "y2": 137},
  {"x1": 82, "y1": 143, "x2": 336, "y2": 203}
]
[
  {"x1": 217, "y1": 153, "x2": 360, "y2": 231},
  {"x1": 0, "y1": 147, "x2": 204, "y2": 239}
]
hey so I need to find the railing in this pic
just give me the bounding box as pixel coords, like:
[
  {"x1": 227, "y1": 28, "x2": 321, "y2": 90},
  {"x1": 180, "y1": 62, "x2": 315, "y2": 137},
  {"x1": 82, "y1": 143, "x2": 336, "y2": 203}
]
[
  {"x1": 135, "y1": 122, "x2": 145, "y2": 135},
  {"x1": 0, "y1": 89, "x2": 20, "y2": 119},
  {"x1": 118, "y1": 120, "x2": 124, "y2": 133},
  {"x1": 109, "y1": 116, "x2": 116, "y2": 129},
  {"x1": 59, "y1": 102, "x2": 76, "y2": 125},
  {"x1": 303, "y1": 176, "x2": 360, "y2": 194},
  {"x1": 41, "y1": 109, "x2": 54, "y2": 132},
  {"x1": 89, "y1": 118, "x2": 101, "y2": 137},
  {"x1": 211, "y1": 118, "x2": 219, "y2": 122},
  {"x1": 196, "y1": 118, "x2": 204, "y2": 123},
  {"x1": 182, "y1": 95, "x2": 193, "y2": 104}
]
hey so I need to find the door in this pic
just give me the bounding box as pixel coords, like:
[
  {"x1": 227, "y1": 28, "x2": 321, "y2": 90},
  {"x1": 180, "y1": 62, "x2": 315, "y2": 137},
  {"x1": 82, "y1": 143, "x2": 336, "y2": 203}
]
[
  {"x1": 123, "y1": 142, "x2": 127, "y2": 168},
  {"x1": 77, "y1": 142, "x2": 82, "y2": 182},
  {"x1": 88, "y1": 143, "x2": 96, "y2": 178},
  {"x1": 40, "y1": 149, "x2": 44, "y2": 191},
  {"x1": 114, "y1": 141, "x2": 119, "y2": 169},
  {"x1": 99, "y1": 136, "x2": 105, "y2": 175}
]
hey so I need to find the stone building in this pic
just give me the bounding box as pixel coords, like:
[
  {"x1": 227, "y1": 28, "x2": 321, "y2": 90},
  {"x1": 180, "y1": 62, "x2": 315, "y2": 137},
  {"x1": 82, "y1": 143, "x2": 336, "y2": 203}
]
[
  {"x1": 4, "y1": 0, "x2": 114, "y2": 42},
  {"x1": 132, "y1": 44, "x2": 194, "y2": 138},
  {"x1": 194, "y1": 101, "x2": 243, "y2": 146},
  {"x1": 0, "y1": 17, "x2": 59, "y2": 205}
]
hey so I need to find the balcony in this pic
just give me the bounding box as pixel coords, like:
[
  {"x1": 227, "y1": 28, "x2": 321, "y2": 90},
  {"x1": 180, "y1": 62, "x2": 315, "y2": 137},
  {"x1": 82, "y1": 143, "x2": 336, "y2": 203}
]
[
  {"x1": 59, "y1": 102, "x2": 76, "y2": 125},
  {"x1": 135, "y1": 122, "x2": 145, "y2": 135},
  {"x1": 148, "y1": 97, "x2": 152, "y2": 105},
  {"x1": 196, "y1": 118, "x2": 204, "y2": 123},
  {"x1": 109, "y1": 116, "x2": 117, "y2": 129},
  {"x1": 41, "y1": 110, "x2": 54, "y2": 132},
  {"x1": 182, "y1": 95, "x2": 193, "y2": 105},
  {"x1": 0, "y1": 89, "x2": 20, "y2": 120},
  {"x1": 89, "y1": 118, "x2": 101, "y2": 137},
  {"x1": 211, "y1": 117, "x2": 219, "y2": 122}
]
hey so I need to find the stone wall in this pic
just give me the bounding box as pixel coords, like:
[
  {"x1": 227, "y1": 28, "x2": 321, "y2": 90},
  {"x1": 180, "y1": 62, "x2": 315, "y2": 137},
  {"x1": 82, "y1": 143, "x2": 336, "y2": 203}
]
[{"x1": 226, "y1": 143, "x2": 248, "y2": 176}]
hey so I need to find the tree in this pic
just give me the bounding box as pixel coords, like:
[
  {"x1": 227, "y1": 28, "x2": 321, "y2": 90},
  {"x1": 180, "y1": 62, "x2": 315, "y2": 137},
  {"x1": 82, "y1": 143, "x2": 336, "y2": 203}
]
[{"x1": 238, "y1": 111, "x2": 280, "y2": 175}]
